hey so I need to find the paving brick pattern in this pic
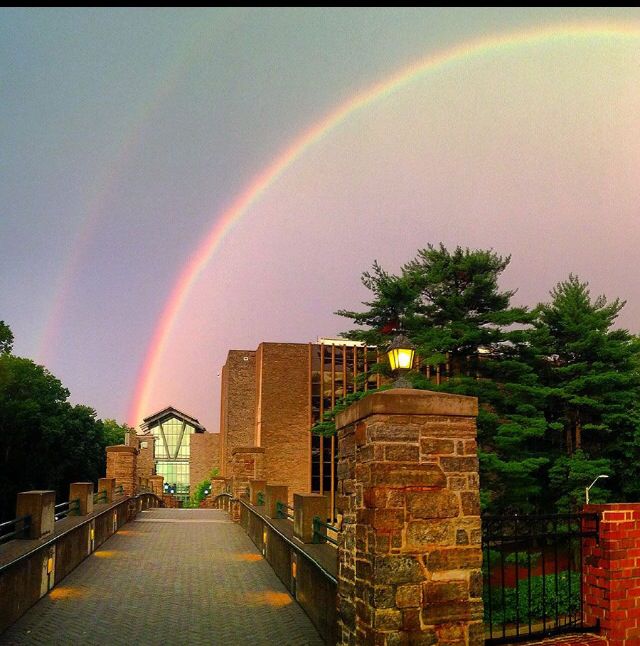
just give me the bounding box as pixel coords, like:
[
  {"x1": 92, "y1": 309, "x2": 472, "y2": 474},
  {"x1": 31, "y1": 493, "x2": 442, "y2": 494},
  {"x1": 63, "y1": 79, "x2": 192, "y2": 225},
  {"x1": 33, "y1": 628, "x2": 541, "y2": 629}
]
[{"x1": 0, "y1": 509, "x2": 324, "y2": 646}]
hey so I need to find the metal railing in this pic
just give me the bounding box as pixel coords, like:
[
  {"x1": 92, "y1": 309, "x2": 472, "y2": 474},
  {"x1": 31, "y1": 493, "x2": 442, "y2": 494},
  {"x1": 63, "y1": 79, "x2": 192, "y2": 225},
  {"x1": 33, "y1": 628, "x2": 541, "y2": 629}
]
[
  {"x1": 0, "y1": 515, "x2": 31, "y2": 544},
  {"x1": 276, "y1": 501, "x2": 294, "y2": 521},
  {"x1": 483, "y1": 512, "x2": 600, "y2": 644},
  {"x1": 312, "y1": 516, "x2": 339, "y2": 546},
  {"x1": 256, "y1": 491, "x2": 265, "y2": 506},
  {"x1": 54, "y1": 499, "x2": 80, "y2": 521},
  {"x1": 93, "y1": 489, "x2": 107, "y2": 504},
  {"x1": 115, "y1": 485, "x2": 124, "y2": 497}
]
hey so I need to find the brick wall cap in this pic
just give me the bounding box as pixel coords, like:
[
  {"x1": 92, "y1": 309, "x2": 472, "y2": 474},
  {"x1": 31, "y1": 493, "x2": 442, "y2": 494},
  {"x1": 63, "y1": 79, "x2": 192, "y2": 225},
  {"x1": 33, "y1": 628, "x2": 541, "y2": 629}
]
[
  {"x1": 293, "y1": 493, "x2": 328, "y2": 499},
  {"x1": 106, "y1": 445, "x2": 138, "y2": 453},
  {"x1": 335, "y1": 388, "x2": 478, "y2": 430},
  {"x1": 231, "y1": 446, "x2": 266, "y2": 455},
  {"x1": 584, "y1": 503, "x2": 640, "y2": 511}
]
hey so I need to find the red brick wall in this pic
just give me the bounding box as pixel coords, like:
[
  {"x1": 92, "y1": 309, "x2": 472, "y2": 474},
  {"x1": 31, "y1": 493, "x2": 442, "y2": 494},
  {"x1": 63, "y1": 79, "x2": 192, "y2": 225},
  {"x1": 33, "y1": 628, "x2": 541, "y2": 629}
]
[
  {"x1": 190, "y1": 432, "x2": 220, "y2": 490},
  {"x1": 219, "y1": 350, "x2": 257, "y2": 476},
  {"x1": 256, "y1": 343, "x2": 310, "y2": 498},
  {"x1": 583, "y1": 503, "x2": 640, "y2": 645}
]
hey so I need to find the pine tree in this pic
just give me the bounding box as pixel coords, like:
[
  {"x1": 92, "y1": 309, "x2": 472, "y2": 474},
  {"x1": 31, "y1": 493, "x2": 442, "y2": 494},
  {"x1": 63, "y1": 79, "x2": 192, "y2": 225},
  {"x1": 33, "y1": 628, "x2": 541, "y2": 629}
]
[
  {"x1": 336, "y1": 244, "x2": 549, "y2": 513},
  {"x1": 533, "y1": 275, "x2": 640, "y2": 509}
]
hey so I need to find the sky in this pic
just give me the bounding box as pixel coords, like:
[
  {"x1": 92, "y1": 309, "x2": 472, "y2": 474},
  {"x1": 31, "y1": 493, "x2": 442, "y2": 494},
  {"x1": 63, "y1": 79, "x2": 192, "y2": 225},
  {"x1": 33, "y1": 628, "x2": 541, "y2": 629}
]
[{"x1": 2, "y1": 8, "x2": 640, "y2": 433}]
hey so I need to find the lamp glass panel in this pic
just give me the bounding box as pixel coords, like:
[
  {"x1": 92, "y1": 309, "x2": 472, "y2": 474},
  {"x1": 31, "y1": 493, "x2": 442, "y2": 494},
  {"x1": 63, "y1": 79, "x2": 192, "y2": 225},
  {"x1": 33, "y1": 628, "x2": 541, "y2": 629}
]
[{"x1": 397, "y1": 348, "x2": 414, "y2": 369}]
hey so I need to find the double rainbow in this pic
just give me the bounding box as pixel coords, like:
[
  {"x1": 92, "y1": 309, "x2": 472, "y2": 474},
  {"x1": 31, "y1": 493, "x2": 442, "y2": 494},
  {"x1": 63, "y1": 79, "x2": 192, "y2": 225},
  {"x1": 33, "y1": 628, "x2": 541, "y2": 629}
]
[{"x1": 128, "y1": 23, "x2": 640, "y2": 425}]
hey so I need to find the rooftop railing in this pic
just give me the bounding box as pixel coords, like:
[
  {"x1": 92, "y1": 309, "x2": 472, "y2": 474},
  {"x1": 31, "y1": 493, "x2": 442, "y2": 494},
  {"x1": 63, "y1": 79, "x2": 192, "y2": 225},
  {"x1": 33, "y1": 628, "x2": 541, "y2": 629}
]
[
  {"x1": 0, "y1": 516, "x2": 31, "y2": 545},
  {"x1": 54, "y1": 499, "x2": 80, "y2": 521}
]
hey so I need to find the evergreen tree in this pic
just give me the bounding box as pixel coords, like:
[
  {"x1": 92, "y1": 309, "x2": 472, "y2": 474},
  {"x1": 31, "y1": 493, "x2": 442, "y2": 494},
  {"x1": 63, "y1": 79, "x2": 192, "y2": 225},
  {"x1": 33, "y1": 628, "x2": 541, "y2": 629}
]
[
  {"x1": 533, "y1": 275, "x2": 640, "y2": 509},
  {"x1": 335, "y1": 244, "x2": 549, "y2": 513}
]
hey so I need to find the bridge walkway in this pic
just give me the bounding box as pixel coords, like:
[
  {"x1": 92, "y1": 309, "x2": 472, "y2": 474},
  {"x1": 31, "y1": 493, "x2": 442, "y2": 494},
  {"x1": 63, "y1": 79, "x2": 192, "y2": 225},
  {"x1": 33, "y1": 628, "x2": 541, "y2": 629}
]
[{"x1": 0, "y1": 508, "x2": 324, "y2": 645}]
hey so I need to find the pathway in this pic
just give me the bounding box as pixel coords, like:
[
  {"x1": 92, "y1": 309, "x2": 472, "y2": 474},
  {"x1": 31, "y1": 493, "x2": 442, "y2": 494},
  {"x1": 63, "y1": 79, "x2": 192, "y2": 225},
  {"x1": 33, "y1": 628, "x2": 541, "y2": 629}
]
[{"x1": 0, "y1": 508, "x2": 324, "y2": 646}]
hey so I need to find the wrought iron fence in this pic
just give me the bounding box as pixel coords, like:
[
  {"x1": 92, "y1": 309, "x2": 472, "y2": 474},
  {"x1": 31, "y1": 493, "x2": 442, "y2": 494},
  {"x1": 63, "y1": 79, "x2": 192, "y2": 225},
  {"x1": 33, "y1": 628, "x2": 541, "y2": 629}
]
[{"x1": 482, "y1": 512, "x2": 600, "y2": 644}]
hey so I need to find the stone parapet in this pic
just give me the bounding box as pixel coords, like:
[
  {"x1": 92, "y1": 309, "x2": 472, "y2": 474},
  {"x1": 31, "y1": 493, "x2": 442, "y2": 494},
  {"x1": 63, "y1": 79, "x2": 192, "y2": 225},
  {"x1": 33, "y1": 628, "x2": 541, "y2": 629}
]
[
  {"x1": 336, "y1": 388, "x2": 483, "y2": 645},
  {"x1": 293, "y1": 493, "x2": 330, "y2": 544},
  {"x1": 231, "y1": 447, "x2": 265, "y2": 521},
  {"x1": 265, "y1": 485, "x2": 289, "y2": 519}
]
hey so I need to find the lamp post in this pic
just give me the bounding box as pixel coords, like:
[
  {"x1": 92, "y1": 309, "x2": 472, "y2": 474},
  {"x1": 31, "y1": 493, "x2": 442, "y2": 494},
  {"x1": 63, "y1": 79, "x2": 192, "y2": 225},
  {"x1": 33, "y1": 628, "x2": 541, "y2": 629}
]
[
  {"x1": 585, "y1": 474, "x2": 609, "y2": 504},
  {"x1": 386, "y1": 331, "x2": 416, "y2": 388}
]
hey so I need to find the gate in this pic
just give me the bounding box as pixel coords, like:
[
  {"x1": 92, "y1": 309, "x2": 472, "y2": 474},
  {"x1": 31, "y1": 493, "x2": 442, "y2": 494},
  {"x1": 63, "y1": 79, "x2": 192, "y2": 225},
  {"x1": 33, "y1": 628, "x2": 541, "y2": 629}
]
[{"x1": 482, "y1": 513, "x2": 600, "y2": 644}]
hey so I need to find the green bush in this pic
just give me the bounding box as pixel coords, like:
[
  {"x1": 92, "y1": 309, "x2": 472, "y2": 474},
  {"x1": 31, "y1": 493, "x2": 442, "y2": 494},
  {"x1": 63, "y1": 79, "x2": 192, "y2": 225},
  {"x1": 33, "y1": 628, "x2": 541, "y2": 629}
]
[{"x1": 484, "y1": 570, "x2": 581, "y2": 625}]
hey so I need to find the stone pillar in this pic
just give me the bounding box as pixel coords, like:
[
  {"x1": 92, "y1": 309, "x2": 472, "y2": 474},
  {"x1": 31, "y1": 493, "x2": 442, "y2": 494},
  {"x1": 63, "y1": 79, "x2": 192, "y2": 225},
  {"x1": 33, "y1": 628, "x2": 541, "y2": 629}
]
[
  {"x1": 210, "y1": 476, "x2": 226, "y2": 497},
  {"x1": 149, "y1": 475, "x2": 164, "y2": 497},
  {"x1": 69, "y1": 482, "x2": 94, "y2": 516},
  {"x1": 230, "y1": 447, "x2": 265, "y2": 521},
  {"x1": 583, "y1": 503, "x2": 640, "y2": 644},
  {"x1": 335, "y1": 388, "x2": 483, "y2": 645},
  {"x1": 16, "y1": 491, "x2": 55, "y2": 540},
  {"x1": 294, "y1": 493, "x2": 330, "y2": 544},
  {"x1": 265, "y1": 484, "x2": 288, "y2": 519},
  {"x1": 249, "y1": 479, "x2": 267, "y2": 505},
  {"x1": 137, "y1": 435, "x2": 155, "y2": 478},
  {"x1": 106, "y1": 445, "x2": 138, "y2": 496},
  {"x1": 231, "y1": 448, "x2": 265, "y2": 495},
  {"x1": 97, "y1": 477, "x2": 115, "y2": 504}
]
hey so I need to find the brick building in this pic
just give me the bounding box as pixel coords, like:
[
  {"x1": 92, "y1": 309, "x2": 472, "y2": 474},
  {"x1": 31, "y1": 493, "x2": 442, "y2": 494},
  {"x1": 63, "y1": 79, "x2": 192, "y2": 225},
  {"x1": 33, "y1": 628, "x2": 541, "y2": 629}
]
[
  {"x1": 138, "y1": 406, "x2": 220, "y2": 503},
  {"x1": 219, "y1": 339, "x2": 382, "y2": 502}
]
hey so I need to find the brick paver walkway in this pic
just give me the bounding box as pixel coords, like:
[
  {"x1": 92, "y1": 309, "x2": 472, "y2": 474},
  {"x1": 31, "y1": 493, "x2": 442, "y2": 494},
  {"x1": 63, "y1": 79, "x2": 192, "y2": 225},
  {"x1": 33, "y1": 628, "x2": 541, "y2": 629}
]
[{"x1": 0, "y1": 509, "x2": 324, "y2": 645}]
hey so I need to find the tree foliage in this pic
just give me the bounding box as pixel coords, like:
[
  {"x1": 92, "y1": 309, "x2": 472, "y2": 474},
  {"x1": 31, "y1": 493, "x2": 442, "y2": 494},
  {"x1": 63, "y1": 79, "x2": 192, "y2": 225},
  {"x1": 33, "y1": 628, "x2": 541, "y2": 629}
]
[
  {"x1": 0, "y1": 323, "x2": 133, "y2": 520},
  {"x1": 330, "y1": 246, "x2": 640, "y2": 514}
]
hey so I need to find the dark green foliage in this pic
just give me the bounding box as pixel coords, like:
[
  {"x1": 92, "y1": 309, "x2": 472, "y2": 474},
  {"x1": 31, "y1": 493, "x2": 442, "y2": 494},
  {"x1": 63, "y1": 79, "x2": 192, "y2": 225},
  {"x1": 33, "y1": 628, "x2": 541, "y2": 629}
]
[
  {"x1": 188, "y1": 480, "x2": 211, "y2": 508},
  {"x1": 0, "y1": 321, "x2": 13, "y2": 354},
  {"x1": 333, "y1": 244, "x2": 549, "y2": 514},
  {"x1": 484, "y1": 570, "x2": 581, "y2": 625},
  {"x1": 331, "y1": 248, "x2": 640, "y2": 514},
  {"x1": 533, "y1": 275, "x2": 640, "y2": 510},
  {"x1": 0, "y1": 323, "x2": 132, "y2": 521}
]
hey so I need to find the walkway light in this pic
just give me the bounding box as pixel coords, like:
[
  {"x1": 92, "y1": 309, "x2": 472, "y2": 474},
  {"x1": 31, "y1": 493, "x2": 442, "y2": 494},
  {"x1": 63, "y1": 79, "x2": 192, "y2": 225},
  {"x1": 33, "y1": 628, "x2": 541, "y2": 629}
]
[
  {"x1": 585, "y1": 474, "x2": 609, "y2": 504},
  {"x1": 387, "y1": 331, "x2": 416, "y2": 388}
]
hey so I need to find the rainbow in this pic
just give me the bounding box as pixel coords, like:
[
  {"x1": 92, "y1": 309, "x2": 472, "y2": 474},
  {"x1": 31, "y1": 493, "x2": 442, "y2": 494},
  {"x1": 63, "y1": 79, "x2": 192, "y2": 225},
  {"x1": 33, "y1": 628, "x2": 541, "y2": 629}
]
[{"x1": 128, "y1": 22, "x2": 640, "y2": 425}]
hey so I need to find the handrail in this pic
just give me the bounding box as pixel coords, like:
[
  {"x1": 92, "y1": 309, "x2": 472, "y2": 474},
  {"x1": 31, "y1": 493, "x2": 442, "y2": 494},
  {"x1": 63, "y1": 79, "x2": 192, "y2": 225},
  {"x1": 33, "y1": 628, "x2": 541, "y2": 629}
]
[
  {"x1": 54, "y1": 499, "x2": 80, "y2": 521},
  {"x1": 276, "y1": 501, "x2": 294, "y2": 521},
  {"x1": 239, "y1": 499, "x2": 337, "y2": 584},
  {"x1": 0, "y1": 515, "x2": 31, "y2": 544},
  {"x1": 312, "y1": 516, "x2": 339, "y2": 546},
  {"x1": 256, "y1": 491, "x2": 265, "y2": 506},
  {"x1": 93, "y1": 490, "x2": 107, "y2": 504},
  {"x1": 114, "y1": 485, "x2": 124, "y2": 497}
]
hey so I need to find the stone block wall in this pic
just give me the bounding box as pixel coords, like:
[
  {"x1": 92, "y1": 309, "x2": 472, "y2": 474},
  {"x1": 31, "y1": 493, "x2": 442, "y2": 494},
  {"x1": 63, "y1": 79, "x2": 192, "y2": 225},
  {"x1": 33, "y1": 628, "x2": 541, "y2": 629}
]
[
  {"x1": 106, "y1": 446, "x2": 138, "y2": 496},
  {"x1": 190, "y1": 432, "x2": 221, "y2": 490},
  {"x1": 220, "y1": 350, "x2": 257, "y2": 476},
  {"x1": 136, "y1": 435, "x2": 155, "y2": 479},
  {"x1": 335, "y1": 388, "x2": 483, "y2": 645},
  {"x1": 255, "y1": 343, "x2": 310, "y2": 499}
]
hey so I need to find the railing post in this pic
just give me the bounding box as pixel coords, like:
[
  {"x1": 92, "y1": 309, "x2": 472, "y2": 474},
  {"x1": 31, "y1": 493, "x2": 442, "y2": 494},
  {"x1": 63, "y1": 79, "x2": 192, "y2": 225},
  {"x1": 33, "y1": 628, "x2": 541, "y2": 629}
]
[
  {"x1": 265, "y1": 485, "x2": 288, "y2": 519},
  {"x1": 69, "y1": 482, "x2": 94, "y2": 516},
  {"x1": 294, "y1": 493, "x2": 329, "y2": 544},
  {"x1": 97, "y1": 477, "x2": 115, "y2": 504},
  {"x1": 249, "y1": 479, "x2": 267, "y2": 506},
  {"x1": 16, "y1": 491, "x2": 55, "y2": 540},
  {"x1": 148, "y1": 475, "x2": 164, "y2": 497},
  {"x1": 335, "y1": 388, "x2": 483, "y2": 645}
]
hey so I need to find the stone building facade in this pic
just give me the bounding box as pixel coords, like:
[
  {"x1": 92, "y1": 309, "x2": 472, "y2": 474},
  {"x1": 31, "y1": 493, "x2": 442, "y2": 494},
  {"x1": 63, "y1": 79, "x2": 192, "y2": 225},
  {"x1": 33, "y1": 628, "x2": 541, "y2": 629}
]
[{"x1": 219, "y1": 339, "x2": 381, "y2": 502}]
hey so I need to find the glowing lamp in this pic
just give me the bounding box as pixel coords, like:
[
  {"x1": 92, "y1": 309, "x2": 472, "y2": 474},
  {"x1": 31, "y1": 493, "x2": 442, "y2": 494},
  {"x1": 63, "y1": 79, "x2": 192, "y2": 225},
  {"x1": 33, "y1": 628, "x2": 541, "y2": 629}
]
[
  {"x1": 47, "y1": 557, "x2": 54, "y2": 574},
  {"x1": 386, "y1": 332, "x2": 416, "y2": 387}
]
